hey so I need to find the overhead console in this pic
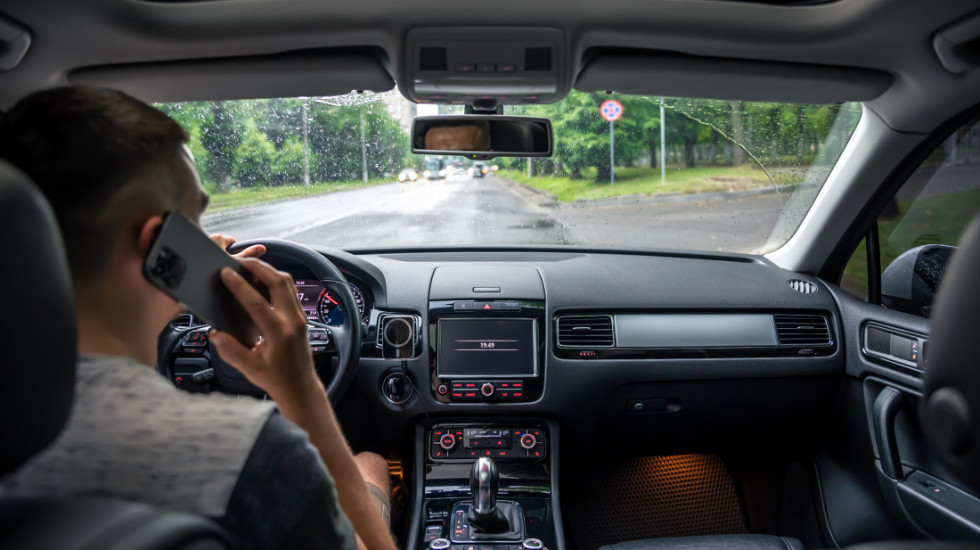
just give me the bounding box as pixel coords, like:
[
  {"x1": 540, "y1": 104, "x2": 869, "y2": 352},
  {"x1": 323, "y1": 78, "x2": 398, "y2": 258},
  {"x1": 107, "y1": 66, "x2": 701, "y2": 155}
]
[
  {"x1": 428, "y1": 266, "x2": 546, "y2": 403},
  {"x1": 402, "y1": 27, "x2": 569, "y2": 106}
]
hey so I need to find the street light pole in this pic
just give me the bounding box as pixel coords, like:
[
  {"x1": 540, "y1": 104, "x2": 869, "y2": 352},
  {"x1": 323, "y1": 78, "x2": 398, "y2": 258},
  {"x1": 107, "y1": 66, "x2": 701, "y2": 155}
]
[
  {"x1": 360, "y1": 110, "x2": 368, "y2": 184},
  {"x1": 302, "y1": 99, "x2": 310, "y2": 187},
  {"x1": 609, "y1": 119, "x2": 615, "y2": 186},
  {"x1": 660, "y1": 97, "x2": 666, "y2": 185}
]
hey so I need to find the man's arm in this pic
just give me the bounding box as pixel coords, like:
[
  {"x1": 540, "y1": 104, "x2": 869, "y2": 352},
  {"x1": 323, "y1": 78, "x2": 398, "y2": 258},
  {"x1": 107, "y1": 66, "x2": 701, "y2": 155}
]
[
  {"x1": 219, "y1": 413, "x2": 358, "y2": 550},
  {"x1": 209, "y1": 259, "x2": 397, "y2": 550}
]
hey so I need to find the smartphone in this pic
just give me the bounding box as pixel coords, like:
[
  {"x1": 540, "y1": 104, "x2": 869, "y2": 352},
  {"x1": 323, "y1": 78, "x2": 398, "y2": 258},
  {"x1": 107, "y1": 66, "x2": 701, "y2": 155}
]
[{"x1": 144, "y1": 211, "x2": 263, "y2": 346}]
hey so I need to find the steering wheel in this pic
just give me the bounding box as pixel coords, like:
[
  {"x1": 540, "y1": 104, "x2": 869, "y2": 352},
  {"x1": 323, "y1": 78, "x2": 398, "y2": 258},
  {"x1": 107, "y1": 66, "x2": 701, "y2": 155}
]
[{"x1": 156, "y1": 239, "x2": 362, "y2": 402}]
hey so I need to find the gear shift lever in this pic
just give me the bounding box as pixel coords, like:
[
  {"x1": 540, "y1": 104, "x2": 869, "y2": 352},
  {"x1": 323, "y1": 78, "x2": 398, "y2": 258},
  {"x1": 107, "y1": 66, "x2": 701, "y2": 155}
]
[
  {"x1": 471, "y1": 457, "x2": 498, "y2": 516},
  {"x1": 467, "y1": 457, "x2": 518, "y2": 535}
]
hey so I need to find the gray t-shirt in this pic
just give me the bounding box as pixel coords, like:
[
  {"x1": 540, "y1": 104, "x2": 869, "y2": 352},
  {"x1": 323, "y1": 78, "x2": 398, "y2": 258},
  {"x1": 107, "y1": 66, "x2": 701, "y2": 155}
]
[{"x1": 1, "y1": 354, "x2": 357, "y2": 549}]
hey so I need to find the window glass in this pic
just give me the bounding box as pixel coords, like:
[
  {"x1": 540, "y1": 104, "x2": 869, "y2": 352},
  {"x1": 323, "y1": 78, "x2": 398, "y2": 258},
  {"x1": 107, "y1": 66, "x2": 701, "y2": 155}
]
[
  {"x1": 156, "y1": 92, "x2": 859, "y2": 253},
  {"x1": 841, "y1": 118, "x2": 980, "y2": 312}
]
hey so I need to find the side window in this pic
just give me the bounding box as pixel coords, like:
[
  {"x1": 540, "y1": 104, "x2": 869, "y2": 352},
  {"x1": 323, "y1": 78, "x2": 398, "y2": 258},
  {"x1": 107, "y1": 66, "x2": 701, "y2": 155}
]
[{"x1": 841, "y1": 118, "x2": 980, "y2": 316}]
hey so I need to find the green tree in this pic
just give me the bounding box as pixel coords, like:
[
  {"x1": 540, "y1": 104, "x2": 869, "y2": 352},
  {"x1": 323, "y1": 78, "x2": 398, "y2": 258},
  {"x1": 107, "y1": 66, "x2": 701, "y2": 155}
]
[{"x1": 232, "y1": 118, "x2": 276, "y2": 187}]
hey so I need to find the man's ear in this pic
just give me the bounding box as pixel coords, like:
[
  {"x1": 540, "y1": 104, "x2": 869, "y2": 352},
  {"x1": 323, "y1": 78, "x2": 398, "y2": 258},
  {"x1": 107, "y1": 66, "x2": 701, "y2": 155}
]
[{"x1": 136, "y1": 215, "x2": 165, "y2": 256}]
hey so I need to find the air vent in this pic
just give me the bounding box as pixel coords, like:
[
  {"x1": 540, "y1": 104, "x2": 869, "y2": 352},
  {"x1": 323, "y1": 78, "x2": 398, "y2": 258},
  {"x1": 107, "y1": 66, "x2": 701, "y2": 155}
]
[
  {"x1": 774, "y1": 314, "x2": 831, "y2": 347},
  {"x1": 787, "y1": 279, "x2": 818, "y2": 294},
  {"x1": 171, "y1": 314, "x2": 196, "y2": 329},
  {"x1": 557, "y1": 315, "x2": 614, "y2": 347}
]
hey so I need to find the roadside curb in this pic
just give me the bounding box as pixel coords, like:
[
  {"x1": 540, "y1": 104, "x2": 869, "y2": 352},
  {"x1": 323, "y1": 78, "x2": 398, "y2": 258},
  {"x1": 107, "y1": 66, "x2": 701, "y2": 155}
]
[
  {"x1": 566, "y1": 183, "x2": 804, "y2": 208},
  {"x1": 498, "y1": 177, "x2": 559, "y2": 208},
  {"x1": 500, "y1": 177, "x2": 806, "y2": 209}
]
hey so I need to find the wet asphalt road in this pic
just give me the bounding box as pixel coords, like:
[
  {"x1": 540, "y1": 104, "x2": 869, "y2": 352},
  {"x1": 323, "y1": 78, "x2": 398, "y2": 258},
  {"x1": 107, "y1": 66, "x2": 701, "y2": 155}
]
[{"x1": 202, "y1": 173, "x2": 782, "y2": 253}]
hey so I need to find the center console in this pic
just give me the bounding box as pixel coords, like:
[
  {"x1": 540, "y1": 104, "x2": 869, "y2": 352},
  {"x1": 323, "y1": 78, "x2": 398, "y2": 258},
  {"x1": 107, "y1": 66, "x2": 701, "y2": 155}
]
[
  {"x1": 410, "y1": 268, "x2": 561, "y2": 550},
  {"x1": 411, "y1": 421, "x2": 563, "y2": 550}
]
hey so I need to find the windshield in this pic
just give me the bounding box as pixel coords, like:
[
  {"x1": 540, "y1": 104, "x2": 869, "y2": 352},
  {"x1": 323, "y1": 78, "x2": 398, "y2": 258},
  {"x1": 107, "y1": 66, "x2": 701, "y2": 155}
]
[{"x1": 156, "y1": 91, "x2": 859, "y2": 253}]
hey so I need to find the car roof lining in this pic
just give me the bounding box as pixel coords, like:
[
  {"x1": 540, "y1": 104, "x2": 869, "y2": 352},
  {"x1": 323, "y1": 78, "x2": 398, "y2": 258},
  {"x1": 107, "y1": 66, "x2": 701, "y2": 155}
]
[{"x1": 0, "y1": 0, "x2": 978, "y2": 132}]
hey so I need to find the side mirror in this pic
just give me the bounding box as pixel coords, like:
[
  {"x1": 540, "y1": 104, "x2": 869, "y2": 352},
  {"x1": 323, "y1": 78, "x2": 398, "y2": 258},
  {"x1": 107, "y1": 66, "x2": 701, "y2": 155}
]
[
  {"x1": 881, "y1": 244, "x2": 955, "y2": 317},
  {"x1": 411, "y1": 115, "x2": 553, "y2": 160}
]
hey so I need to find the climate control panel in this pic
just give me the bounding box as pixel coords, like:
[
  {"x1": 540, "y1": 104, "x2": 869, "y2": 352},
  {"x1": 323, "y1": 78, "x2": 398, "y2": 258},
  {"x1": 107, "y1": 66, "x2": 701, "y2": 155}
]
[{"x1": 429, "y1": 425, "x2": 547, "y2": 461}]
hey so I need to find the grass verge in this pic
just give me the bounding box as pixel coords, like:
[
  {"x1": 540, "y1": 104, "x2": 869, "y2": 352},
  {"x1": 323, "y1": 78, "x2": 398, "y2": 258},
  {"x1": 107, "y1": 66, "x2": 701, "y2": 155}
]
[
  {"x1": 206, "y1": 178, "x2": 389, "y2": 212},
  {"x1": 500, "y1": 165, "x2": 797, "y2": 202}
]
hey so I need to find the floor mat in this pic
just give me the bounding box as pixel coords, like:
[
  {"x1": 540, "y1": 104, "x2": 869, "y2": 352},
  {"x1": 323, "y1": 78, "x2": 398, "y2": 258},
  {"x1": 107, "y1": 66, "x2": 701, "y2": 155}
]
[{"x1": 561, "y1": 455, "x2": 748, "y2": 550}]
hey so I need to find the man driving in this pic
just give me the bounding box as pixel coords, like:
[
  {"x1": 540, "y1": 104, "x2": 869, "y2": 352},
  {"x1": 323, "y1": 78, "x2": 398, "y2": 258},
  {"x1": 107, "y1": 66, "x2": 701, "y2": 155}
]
[{"x1": 0, "y1": 86, "x2": 395, "y2": 550}]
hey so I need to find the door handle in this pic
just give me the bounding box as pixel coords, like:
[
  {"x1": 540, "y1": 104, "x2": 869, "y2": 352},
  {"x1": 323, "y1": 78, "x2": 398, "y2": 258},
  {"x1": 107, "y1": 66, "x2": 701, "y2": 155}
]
[{"x1": 873, "y1": 387, "x2": 906, "y2": 479}]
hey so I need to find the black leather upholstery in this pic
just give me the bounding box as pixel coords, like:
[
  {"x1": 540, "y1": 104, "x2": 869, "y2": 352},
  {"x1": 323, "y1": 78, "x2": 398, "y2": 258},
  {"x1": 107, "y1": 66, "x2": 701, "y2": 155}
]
[
  {"x1": 844, "y1": 543, "x2": 980, "y2": 550},
  {"x1": 599, "y1": 535, "x2": 805, "y2": 550},
  {"x1": 0, "y1": 161, "x2": 76, "y2": 475},
  {"x1": 921, "y1": 213, "x2": 980, "y2": 493},
  {"x1": 0, "y1": 498, "x2": 228, "y2": 550}
]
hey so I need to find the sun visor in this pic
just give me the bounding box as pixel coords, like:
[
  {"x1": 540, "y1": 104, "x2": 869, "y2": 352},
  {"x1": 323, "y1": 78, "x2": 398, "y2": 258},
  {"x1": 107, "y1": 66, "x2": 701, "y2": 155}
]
[
  {"x1": 576, "y1": 52, "x2": 892, "y2": 104},
  {"x1": 68, "y1": 50, "x2": 394, "y2": 103}
]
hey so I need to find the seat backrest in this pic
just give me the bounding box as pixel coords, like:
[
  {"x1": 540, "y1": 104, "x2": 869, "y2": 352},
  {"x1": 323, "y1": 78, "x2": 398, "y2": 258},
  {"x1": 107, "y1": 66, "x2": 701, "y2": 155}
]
[
  {"x1": 0, "y1": 161, "x2": 230, "y2": 550},
  {"x1": 921, "y1": 212, "x2": 980, "y2": 493},
  {"x1": 0, "y1": 160, "x2": 76, "y2": 475}
]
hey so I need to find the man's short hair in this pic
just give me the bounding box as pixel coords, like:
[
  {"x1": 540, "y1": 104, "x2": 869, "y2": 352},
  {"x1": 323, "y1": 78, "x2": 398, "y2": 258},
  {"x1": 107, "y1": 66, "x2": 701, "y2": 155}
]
[{"x1": 0, "y1": 86, "x2": 192, "y2": 282}]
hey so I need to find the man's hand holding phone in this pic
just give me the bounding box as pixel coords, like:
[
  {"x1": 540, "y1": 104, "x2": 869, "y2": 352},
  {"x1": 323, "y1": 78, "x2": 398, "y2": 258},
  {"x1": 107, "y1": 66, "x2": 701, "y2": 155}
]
[{"x1": 208, "y1": 259, "x2": 323, "y2": 415}]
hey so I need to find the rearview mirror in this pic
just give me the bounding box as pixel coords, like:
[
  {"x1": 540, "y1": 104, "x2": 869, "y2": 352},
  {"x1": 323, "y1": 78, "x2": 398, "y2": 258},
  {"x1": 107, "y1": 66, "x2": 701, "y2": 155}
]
[{"x1": 411, "y1": 115, "x2": 553, "y2": 160}]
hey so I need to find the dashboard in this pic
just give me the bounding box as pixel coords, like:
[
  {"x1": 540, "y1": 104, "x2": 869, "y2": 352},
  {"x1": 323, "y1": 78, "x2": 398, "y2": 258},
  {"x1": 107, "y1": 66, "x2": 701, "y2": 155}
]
[
  {"x1": 269, "y1": 246, "x2": 849, "y2": 457},
  {"x1": 169, "y1": 245, "x2": 855, "y2": 458}
]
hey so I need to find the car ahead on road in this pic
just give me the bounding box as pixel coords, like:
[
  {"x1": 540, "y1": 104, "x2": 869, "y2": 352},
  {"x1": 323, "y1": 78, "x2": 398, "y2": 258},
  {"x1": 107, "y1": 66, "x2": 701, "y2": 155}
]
[
  {"x1": 422, "y1": 158, "x2": 447, "y2": 180},
  {"x1": 398, "y1": 168, "x2": 418, "y2": 183},
  {"x1": 1, "y1": 2, "x2": 980, "y2": 550},
  {"x1": 471, "y1": 162, "x2": 487, "y2": 178}
]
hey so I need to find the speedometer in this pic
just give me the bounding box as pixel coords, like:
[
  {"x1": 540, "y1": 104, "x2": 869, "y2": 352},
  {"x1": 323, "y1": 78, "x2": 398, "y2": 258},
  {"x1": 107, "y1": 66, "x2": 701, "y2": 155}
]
[{"x1": 317, "y1": 284, "x2": 367, "y2": 325}]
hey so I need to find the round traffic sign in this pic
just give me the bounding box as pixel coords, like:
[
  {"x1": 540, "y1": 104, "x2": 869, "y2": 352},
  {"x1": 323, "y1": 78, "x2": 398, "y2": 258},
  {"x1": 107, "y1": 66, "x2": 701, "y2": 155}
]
[{"x1": 600, "y1": 99, "x2": 623, "y2": 122}]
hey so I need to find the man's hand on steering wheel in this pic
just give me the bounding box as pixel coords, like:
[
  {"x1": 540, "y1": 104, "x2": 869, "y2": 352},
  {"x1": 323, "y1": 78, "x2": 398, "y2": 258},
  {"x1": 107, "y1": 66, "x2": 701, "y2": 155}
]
[
  {"x1": 210, "y1": 234, "x2": 266, "y2": 260},
  {"x1": 208, "y1": 259, "x2": 325, "y2": 418}
]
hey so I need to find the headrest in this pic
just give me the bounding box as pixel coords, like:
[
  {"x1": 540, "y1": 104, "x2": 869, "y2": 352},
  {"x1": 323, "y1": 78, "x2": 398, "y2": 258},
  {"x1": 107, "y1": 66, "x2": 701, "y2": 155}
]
[
  {"x1": 921, "y1": 213, "x2": 980, "y2": 492},
  {"x1": 0, "y1": 160, "x2": 76, "y2": 475}
]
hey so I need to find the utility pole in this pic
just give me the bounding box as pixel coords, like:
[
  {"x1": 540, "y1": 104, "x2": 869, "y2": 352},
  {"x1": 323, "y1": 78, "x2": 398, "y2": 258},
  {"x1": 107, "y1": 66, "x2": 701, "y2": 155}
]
[
  {"x1": 360, "y1": 110, "x2": 368, "y2": 183},
  {"x1": 660, "y1": 97, "x2": 666, "y2": 185},
  {"x1": 609, "y1": 119, "x2": 615, "y2": 186},
  {"x1": 302, "y1": 99, "x2": 310, "y2": 187}
]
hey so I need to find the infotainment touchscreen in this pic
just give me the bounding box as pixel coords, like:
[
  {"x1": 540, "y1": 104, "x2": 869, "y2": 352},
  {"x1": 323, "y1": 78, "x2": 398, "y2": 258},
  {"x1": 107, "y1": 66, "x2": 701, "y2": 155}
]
[{"x1": 437, "y1": 318, "x2": 538, "y2": 378}]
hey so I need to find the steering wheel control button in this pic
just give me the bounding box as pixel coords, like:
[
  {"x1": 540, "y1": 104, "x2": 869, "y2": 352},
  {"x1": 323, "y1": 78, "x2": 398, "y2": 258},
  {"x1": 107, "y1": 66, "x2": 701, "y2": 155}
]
[
  {"x1": 480, "y1": 383, "x2": 495, "y2": 397},
  {"x1": 306, "y1": 326, "x2": 332, "y2": 354},
  {"x1": 182, "y1": 330, "x2": 208, "y2": 348}
]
